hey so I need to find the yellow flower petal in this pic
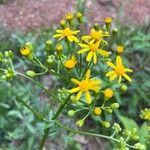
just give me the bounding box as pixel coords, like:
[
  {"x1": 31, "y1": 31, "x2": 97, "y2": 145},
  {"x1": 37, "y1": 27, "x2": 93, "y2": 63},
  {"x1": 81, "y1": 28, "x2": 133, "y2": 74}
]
[
  {"x1": 78, "y1": 48, "x2": 89, "y2": 54},
  {"x1": 70, "y1": 87, "x2": 80, "y2": 93},
  {"x1": 72, "y1": 36, "x2": 79, "y2": 43},
  {"x1": 123, "y1": 74, "x2": 132, "y2": 82},
  {"x1": 110, "y1": 74, "x2": 117, "y2": 81},
  {"x1": 85, "y1": 91, "x2": 92, "y2": 104},
  {"x1": 93, "y1": 52, "x2": 97, "y2": 64},
  {"x1": 98, "y1": 50, "x2": 111, "y2": 57},
  {"x1": 53, "y1": 34, "x2": 62, "y2": 38},
  {"x1": 76, "y1": 91, "x2": 83, "y2": 101},
  {"x1": 86, "y1": 51, "x2": 93, "y2": 62},
  {"x1": 125, "y1": 68, "x2": 133, "y2": 72},
  {"x1": 106, "y1": 61, "x2": 115, "y2": 69},
  {"x1": 106, "y1": 71, "x2": 115, "y2": 77},
  {"x1": 118, "y1": 75, "x2": 122, "y2": 83},
  {"x1": 56, "y1": 29, "x2": 63, "y2": 33},
  {"x1": 71, "y1": 78, "x2": 80, "y2": 85},
  {"x1": 86, "y1": 70, "x2": 91, "y2": 80},
  {"x1": 116, "y1": 56, "x2": 122, "y2": 65},
  {"x1": 82, "y1": 35, "x2": 91, "y2": 41}
]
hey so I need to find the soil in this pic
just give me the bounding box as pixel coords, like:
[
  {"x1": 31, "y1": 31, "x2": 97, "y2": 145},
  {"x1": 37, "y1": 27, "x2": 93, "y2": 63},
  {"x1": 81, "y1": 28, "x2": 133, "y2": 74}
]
[{"x1": 0, "y1": 0, "x2": 149, "y2": 31}]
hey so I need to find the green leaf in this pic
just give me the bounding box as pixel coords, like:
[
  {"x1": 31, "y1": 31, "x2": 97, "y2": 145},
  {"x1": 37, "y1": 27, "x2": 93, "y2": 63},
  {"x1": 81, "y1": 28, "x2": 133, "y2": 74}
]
[
  {"x1": 138, "y1": 122, "x2": 149, "y2": 145},
  {"x1": 119, "y1": 115, "x2": 139, "y2": 130}
]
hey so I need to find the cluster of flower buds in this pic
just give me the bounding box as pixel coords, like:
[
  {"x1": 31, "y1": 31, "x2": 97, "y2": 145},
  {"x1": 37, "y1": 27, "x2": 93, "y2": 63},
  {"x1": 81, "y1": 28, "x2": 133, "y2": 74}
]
[{"x1": 0, "y1": 51, "x2": 16, "y2": 80}]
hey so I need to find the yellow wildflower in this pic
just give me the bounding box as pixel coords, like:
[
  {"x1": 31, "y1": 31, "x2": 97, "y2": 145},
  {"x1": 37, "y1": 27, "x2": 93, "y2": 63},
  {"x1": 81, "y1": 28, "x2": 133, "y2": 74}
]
[
  {"x1": 69, "y1": 70, "x2": 101, "y2": 104},
  {"x1": 82, "y1": 28, "x2": 109, "y2": 43},
  {"x1": 105, "y1": 17, "x2": 112, "y2": 24},
  {"x1": 78, "y1": 40, "x2": 111, "y2": 64},
  {"x1": 93, "y1": 107, "x2": 102, "y2": 116},
  {"x1": 53, "y1": 27, "x2": 80, "y2": 43},
  {"x1": 116, "y1": 45, "x2": 124, "y2": 53},
  {"x1": 20, "y1": 47, "x2": 30, "y2": 56},
  {"x1": 106, "y1": 56, "x2": 133, "y2": 83},
  {"x1": 140, "y1": 108, "x2": 150, "y2": 120},
  {"x1": 65, "y1": 12, "x2": 73, "y2": 20},
  {"x1": 104, "y1": 88, "x2": 114, "y2": 99},
  {"x1": 64, "y1": 55, "x2": 77, "y2": 69}
]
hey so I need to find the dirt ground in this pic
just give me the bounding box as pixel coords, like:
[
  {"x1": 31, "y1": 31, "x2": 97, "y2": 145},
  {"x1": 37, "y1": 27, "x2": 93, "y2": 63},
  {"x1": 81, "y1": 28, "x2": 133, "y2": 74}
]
[{"x1": 0, "y1": 0, "x2": 150, "y2": 31}]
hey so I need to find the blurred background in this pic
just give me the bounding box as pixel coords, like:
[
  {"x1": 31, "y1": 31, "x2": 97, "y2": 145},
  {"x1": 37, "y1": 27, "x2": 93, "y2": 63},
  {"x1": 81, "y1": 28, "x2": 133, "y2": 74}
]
[{"x1": 0, "y1": 0, "x2": 150, "y2": 150}]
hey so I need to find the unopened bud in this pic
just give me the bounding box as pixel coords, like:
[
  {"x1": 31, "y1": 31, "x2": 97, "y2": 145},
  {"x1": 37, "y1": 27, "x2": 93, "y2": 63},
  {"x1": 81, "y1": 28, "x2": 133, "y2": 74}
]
[
  {"x1": 112, "y1": 28, "x2": 118, "y2": 36},
  {"x1": 26, "y1": 70, "x2": 36, "y2": 77},
  {"x1": 120, "y1": 84, "x2": 128, "y2": 92},
  {"x1": 25, "y1": 42, "x2": 33, "y2": 51},
  {"x1": 102, "y1": 121, "x2": 110, "y2": 128},
  {"x1": 93, "y1": 23, "x2": 99, "y2": 30},
  {"x1": 93, "y1": 107, "x2": 102, "y2": 116},
  {"x1": 76, "y1": 119, "x2": 84, "y2": 127},
  {"x1": 111, "y1": 103, "x2": 119, "y2": 109},
  {"x1": 67, "y1": 110, "x2": 76, "y2": 116},
  {"x1": 106, "y1": 108, "x2": 112, "y2": 114},
  {"x1": 45, "y1": 40, "x2": 52, "y2": 51},
  {"x1": 60, "y1": 20, "x2": 66, "y2": 28}
]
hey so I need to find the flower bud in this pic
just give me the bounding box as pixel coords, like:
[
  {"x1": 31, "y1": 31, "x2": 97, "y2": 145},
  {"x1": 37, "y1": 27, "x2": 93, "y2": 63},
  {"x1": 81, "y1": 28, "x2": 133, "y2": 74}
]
[
  {"x1": 26, "y1": 70, "x2": 36, "y2": 77},
  {"x1": 93, "y1": 107, "x2": 102, "y2": 116},
  {"x1": 60, "y1": 20, "x2": 66, "y2": 28},
  {"x1": 133, "y1": 135, "x2": 139, "y2": 141},
  {"x1": 70, "y1": 95, "x2": 77, "y2": 102},
  {"x1": 104, "y1": 88, "x2": 114, "y2": 100},
  {"x1": 25, "y1": 42, "x2": 33, "y2": 51},
  {"x1": 134, "y1": 143, "x2": 146, "y2": 150},
  {"x1": 106, "y1": 108, "x2": 112, "y2": 114},
  {"x1": 120, "y1": 84, "x2": 128, "y2": 92},
  {"x1": 2, "y1": 75, "x2": 7, "y2": 80},
  {"x1": 112, "y1": 28, "x2": 118, "y2": 36},
  {"x1": 76, "y1": 12, "x2": 83, "y2": 23},
  {"x1": 5, "y1": 51, "x2": 9, "y2": 57},
  {"x1": 67, "y1": 110, "x2": 75, "y2": 116},
  {"x1": 105, "y1": 17, "x2": 112, "y2": 30},
  {"x1": 45, "y1": 40, "x2": 52, "y2": 51},
  {"x1": 56, "y1": 44, "x2": 63, "y2": 55},
  {"x1": 102, "y1": 121, "x2": 110, "y2": 128},
  {"x1": 93, "y1": 23, "x2": 99, "y2": 30},
  {"x1": 116, "y1": 45, "x2": 124, "y2": 54},
  {"x1": 112, "y1": 123, "x2": 122, "y2": 133},
  {"x1": 111, "y1": 103, "x2": 119, "y2": 109},
  {"x1": 76, "y1": 119, "x2": 84, "y2": 127}
]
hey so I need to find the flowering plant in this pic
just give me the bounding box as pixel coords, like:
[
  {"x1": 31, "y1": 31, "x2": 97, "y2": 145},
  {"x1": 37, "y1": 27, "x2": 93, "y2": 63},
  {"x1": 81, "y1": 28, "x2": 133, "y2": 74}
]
[{"x1": 0, "y1": 12, "x2": 149, "y2": 150}]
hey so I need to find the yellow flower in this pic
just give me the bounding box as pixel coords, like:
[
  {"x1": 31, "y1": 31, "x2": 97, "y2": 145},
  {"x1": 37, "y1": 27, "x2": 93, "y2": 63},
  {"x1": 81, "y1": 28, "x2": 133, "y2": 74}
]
[
  {"x1": 78, "y1": 40, "x2": 111, "y2": 64},
  {"x1": 65, "y1": 12, "x2": 73, "y2": 20},
  {"x1": 116, "y1": 45, "x2": 124, "y2": 53},
  {"x1": 106, "y1": 56, "x2": 133, "y2": 83},
  {"x1": 20, "y1": 47, "x2": 30, "y2": 56},
  {"x1": 56, "y1": 44, "x2": 63, "y2": 51},
  {"x1": 69, "y1": 70, "x2": 101, "y2": 104},
  {"x1": 140, "y1": 108, "x2": 150, "y2": 121},
  {"x1": 105, "y1": 17, "x2": 112, "y2": 24},
  {"x1": 64, "y1": 55, "x2": 77, "y2": 69},
  {"x1": 82, "y1": 28, "x2": 109, "y2": 43},
  {"x1": 93, "y1": 107, "x2": 102, "y2": 116},
  {"x1": 53, "y1": 27, "x2": 80, "y2": 43},
  {"x1": 104, "y1": 88, "x2": 114, "y2": 99}
]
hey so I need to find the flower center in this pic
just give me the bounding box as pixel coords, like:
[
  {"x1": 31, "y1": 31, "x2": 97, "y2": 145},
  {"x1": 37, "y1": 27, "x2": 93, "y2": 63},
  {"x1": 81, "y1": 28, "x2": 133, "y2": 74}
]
[
  {"x1": 91, "y1": 32, "x2": 100, "y2": 40},
  {"x1": 79, "y1": 80, "x2": 90, "y2": 91},
  {"x1": 63, "y1": 28, "x2": 73, "y2": 36},
  {"x1": 90, "y1": 44, "x2": 98, "y2": 52},
  {"x1": 115, "y1": 65, "x2": 125, "y2": 75}
]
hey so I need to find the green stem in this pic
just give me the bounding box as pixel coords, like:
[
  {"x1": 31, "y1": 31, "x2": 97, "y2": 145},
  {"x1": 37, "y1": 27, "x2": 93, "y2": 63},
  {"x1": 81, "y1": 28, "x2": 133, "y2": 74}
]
[
  {"x1": 56, "y1": 121, "x2": 137, "y2": 149},
  {"x1": 39, "y1": 94, "x2": 72, "y2": 150}
]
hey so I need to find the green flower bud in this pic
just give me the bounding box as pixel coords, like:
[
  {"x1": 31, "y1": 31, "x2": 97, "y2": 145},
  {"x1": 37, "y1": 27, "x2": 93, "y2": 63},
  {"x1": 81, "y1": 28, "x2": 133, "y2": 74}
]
[
  {"x1": 106, "y1": 108, "x2": 113, "y2": 114},
  {"x1": 120, "y1": 84, "x2": 128, "y2": 92},
  {"x1": 5, "y1": 51, "x2": 9, "y2": 57},
  {"x1": 112, "y1": 123, "x2": 122, "y2": 133},
  {"x1": 134, "y1": 143, "x2": 146, "y2": 150},
  {"x1": 2, "y1": 75, "x2": 7, "y2": 80},
  {"x1": 102, "y1": 121, "x2": 110, "y2": 128},
  {"x1": 25, "y1": 42, "x2": 33, "y2": 51},
  {"x1": 59, "y1": 20, "x2": 66, "y2": 28},
  {"x1": 26, "y1": 70, "x2": 36, "y2": 77},
  {"x1": 93, "y1": 23, "x2": 99, "y2": 30},
  {"x1": 67, "y1": 110, "x2": 76, "y2": 116},
  {"x1": 76, "y1": 119, "x2": 84, "y2": 127},
  {"x1": 133, "y1": 135, "x2": 139, "y2": 141},
  {"x1": 70, "y1": 95, "x2": 77, "y2": 102},
  {"x1": 76, "y1": 12, "x2": 83, "y2": 23},
  {"x1": 45, "y1": 40, "x2": 52, "y2": 51},
  {"x1": 112, "y1": 28, "x2": 118, "y2": 36},
  {"x1": 111, "y1": 103, "x2": 119, "y2": 109}
]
